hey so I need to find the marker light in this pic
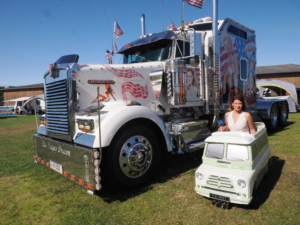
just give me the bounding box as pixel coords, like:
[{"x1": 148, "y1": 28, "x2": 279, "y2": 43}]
[
  {"x1": 78, "y1": 179, "x2": 85, "y2": 185},
  {"x1": 34, "y1": 156, "x2": 38, "y2": 160},
  {"x1": 95, "y1": 176, "x2": 101, "y2": 183},
  {"x1": 37, "y1": 158, "x2": 41, "y2": 162},
  {"x1": 86, "y1": 183, "x2": 93, "y2": 190},
  {"x1": 95, "y1": 183, "x2": 102, "y2": 191},
  {"x1": 94, "y1": 160, "x2": 100, "y2": 167},
  {"x1": 94, "y1": 167, "x2": 101, "y2": 175},
  {"x1": 46, "y1": 162, "x2": 50, "y2": 167},
  {"x1": 41, "y1": 160, "x2": 46, "y2": 164},
  {"x1": 63, "y1": 171, "x2": 70, "y2": 177},
  {"x1": 70, "y1": 175, "x2": 77, "y2": 181}
]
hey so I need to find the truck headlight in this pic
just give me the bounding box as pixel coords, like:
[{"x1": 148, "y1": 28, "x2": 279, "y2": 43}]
[
  {"x1": 196, "y1": 172, "x2": 203, "y2": 180},
  {"x1": 77, "y1": 119, "x2": 94, "y2": 133},
  {"x1": 237, "y1": 179, "x2": 246, "y2": 188}
]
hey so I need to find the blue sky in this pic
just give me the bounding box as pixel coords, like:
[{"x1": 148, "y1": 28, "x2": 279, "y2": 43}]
[{"x1": 1, "y1": 0, "x2": 299, "y2": 86}]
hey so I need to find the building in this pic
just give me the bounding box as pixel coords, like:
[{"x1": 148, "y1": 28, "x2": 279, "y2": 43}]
[{"x1": 2, "y1": 83, "x2": 44, "y2": 101}]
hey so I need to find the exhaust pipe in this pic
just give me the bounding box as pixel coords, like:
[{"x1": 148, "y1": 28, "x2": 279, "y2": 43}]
[{"x1": 141, "y1": 14, "x2": 146, "y2": 36}]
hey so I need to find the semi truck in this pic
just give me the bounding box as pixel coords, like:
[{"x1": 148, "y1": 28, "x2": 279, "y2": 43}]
[{"x1": 33, "y1": 0, "x2": 288, "y2": 194}]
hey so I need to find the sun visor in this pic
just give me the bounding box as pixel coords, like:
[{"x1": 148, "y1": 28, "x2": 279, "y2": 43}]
[{"x1": 118, "y1": 30, "x2": 175, "y2": 53}]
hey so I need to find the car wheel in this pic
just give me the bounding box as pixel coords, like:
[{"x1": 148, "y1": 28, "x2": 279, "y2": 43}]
[{"x1": 104, "y1": 123, "x2": 161, "y2": 189}]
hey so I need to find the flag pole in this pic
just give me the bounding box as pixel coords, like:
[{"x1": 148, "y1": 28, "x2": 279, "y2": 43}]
[{"x1": 181, "y1": 0, "x2": 185, "y2": 27}]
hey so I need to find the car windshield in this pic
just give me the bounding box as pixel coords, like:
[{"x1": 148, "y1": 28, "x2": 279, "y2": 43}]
[
  {"x1": 123, "y1": 40, "x2": 171, "y2": 64},
  {"x1": 227, "y1": 144, "x2": 249, "y2": 161},
  {"x1": 205, "y1": 143, "x2": 224, "y2": 159}
]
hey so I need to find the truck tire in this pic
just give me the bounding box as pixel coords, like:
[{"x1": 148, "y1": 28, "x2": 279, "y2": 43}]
[
  {"x1": 266, "y1": 103, "x2": 278, "y2": 131},
  {"x1": 104, "y1": 124, "x2": 161, "y2": 189},
  {"x1": 279, "y1": 102, "x2": 288, "y2": 126}
]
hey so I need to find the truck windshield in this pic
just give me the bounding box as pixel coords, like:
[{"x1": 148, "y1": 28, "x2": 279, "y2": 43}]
[
  {"x1": 205, "y1": 143, "x2": 224, "y2": 159},
  {"x1": 123, "y1": 41, "x2": 171, "y2": 64}
]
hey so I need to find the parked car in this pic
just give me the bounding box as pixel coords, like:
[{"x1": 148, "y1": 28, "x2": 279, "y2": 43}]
[{"x1": 195, "y1": 122, "x2": 271, "y2": 208}]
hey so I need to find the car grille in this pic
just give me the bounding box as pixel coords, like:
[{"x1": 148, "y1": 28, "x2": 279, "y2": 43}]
[
  {"x1": 46, "y1": 79, "x2": 69, "y2": 135},
  {"x1": 206, "y1": 175, "x2": 233, "y2": 189}
]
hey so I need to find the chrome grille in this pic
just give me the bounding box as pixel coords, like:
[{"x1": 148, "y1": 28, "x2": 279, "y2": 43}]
[
  {"x1": 207, "y1": 175, "x2": 233, "y2": 189},
  {"x1": 46, "y1": 79, "x2": 69, "y2": 135}
]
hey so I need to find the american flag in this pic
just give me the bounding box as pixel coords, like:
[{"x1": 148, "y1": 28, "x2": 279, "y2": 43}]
[
  {"x1": 171, "y1": 21, "x2": 177, "y2": 31},
  {"x1": 114, "y1": 43, "x2": 118, "y2": 51},
  {"x1": 185, "y1": 0, "x2": 206, "y2": 9},
  {"x1": 115, "y1": 21, "x2": 124, "y2": 39},
  {"x1": 105, "y1": 50, "x2": 113, "y2": 58}
]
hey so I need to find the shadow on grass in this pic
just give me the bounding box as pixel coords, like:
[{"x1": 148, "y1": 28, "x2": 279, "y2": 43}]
[
  {"x1": 237, "y1": 156, "x2": 285, "y2": 210},
  {"x1": 95, "y1": 150, "x2": 204, "y2": 203},
  {"x1": 267, "y1": 121, "x2": 295, "y2": 136}
]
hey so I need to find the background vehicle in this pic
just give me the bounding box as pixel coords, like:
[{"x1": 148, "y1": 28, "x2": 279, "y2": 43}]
[{"x1": 33, "y1": 0, "x2": 288, "y2": 194}]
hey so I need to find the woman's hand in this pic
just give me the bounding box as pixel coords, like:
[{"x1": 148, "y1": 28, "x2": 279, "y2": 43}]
[{"x1": 218, "y1": 126, "x2": 227, "y2": 132}]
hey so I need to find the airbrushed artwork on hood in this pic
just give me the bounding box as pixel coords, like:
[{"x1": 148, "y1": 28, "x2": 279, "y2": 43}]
[
  {"x1": 91, "y1": 84, "x2": 116, "y2": 103},
  {"x1": 103, "y1": 65, "x2": 149, "y2": 102}
]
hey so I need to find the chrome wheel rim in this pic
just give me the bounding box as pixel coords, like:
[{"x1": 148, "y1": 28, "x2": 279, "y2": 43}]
[{"x1": 119, "y1": 135, "x2": 153, "y2": 178}]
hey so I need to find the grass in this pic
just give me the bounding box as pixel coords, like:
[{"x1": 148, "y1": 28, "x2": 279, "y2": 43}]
[{"x1": 0, "y1": 114, "x2": 300, "y2": 224}]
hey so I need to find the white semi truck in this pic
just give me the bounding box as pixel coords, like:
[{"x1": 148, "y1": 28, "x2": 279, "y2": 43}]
[{"x1": 33, "y1": 1, "x2": 288, "y2": 194}]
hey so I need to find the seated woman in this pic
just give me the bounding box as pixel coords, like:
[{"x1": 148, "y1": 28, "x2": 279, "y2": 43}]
[{"x1": 218, "y1": 95, "x2": 256, "y2": 134}]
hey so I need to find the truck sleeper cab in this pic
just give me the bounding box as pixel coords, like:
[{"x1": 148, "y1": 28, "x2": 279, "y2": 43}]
[{"x1": 195, "y1": 122, "x2": 271, "y2": 205}]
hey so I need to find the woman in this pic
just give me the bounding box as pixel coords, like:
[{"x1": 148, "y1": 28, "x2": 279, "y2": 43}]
[
  {"x1": 218, "y1": 95, "x2": 256, "y2": 134},
  {"x1": 186, "y1": 69, "x2": 199, "y2": 101}
]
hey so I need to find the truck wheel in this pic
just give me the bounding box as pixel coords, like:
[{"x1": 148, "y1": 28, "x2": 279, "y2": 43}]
[
  {"x1": 266, "y1": 104, "x2": 278, "y2": 130},
  {"x1": 105, "y1": 124, "x2": 161, "y2": 189},
  {"x1": 250, "y1": 183, "x2": 259, "y2": 208},
  {"x1": 279, "y1": 102, "x2": 288, "y2": 126}
]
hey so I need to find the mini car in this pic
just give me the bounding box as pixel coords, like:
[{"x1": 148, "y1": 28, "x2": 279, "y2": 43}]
[{"x1": 195, "y1": 122, "x2": 271, "y2": 207}]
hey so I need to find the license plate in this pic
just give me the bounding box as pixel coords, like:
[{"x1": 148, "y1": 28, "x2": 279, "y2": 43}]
[
  {"x1": 50, "y1": 160, "x2": 63, "y2": 174},
  {"x1": 210, "y1": 193, "x2": 230, "y2": 201}
]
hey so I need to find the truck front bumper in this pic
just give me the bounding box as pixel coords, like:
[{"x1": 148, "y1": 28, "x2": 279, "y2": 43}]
[{"x1": 33, "y1": 134, "x2": 102, "y2": 193}]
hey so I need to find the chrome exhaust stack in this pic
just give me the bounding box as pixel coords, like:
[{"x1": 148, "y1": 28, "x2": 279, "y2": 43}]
[{"x1": 141, "y1": 14, "x2": 146, "y2": 36}]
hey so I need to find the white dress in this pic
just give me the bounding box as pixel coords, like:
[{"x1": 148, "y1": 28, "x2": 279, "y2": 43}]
[{"x1": 227, "y1": 111, "x2": 249, "y2": 133}]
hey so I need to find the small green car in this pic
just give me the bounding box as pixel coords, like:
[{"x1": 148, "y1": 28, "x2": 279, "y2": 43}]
[{"x1": 195, "y1": 122, "x2": 271, "y2": 207}]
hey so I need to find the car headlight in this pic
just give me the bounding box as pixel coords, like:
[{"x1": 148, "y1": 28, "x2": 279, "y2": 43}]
[
  {"x1": 237, "y1": 179, "x2": 246, "y2": 188},
  {"x1": 196, "y1": 172, "x2": 203, "y2": 180}
]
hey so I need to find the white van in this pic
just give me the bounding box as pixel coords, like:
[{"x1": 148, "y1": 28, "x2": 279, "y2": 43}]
[{"x1": 195, "y1": 122, "x2": 271, "y2": 207}]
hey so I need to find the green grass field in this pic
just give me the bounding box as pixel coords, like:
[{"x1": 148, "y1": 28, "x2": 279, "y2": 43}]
[{"x1": 0, "y1": 114, "x2": 299, "y2": 225}]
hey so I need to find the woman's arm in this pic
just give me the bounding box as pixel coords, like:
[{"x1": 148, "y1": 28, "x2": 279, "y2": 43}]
[
  {"x1": 245, "y1": 112, "x2": 256, "y2": 134},
  {"x1": 218, "y1": 113, "x2": 230, "y2": 131}
]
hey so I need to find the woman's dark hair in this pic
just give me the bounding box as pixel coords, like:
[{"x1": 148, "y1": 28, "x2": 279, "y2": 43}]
[{"x1": 229, "y1": 95, "x2": 246, "y2": 111}]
